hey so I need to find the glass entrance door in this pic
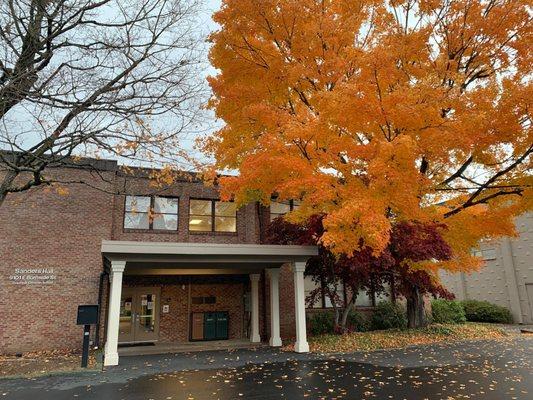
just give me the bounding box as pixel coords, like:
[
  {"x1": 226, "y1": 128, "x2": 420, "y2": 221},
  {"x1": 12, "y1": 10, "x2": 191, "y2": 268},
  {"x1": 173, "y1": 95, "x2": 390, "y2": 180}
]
[
  {"x1": 134, "y1": 291, "x2": 159, "y2": 342},
  {"x1": 119, "y1": 289, "x2": 135, "y2": 343},
  {"x1": 119, "y1": 287, "x2": 160, "y2": 344}
]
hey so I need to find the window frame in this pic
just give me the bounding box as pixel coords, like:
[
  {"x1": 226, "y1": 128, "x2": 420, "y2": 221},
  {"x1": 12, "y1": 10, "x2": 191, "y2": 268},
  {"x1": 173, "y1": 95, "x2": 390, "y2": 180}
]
[
  {"x1": 269, "y1": 199, "x2": 300, "y2": 221},
  {"x1": 304, "y1": 274, "x2": 396, "y2": 310},
  {"x1": 123, "y1": 195, "x2": 179, "y2": 232},
  {"x1": 473, "y1": 248, "x2": 497, "y2": 261},
  {"x1": 188, "y1": 198, "x2": 237, "y2": 234}
]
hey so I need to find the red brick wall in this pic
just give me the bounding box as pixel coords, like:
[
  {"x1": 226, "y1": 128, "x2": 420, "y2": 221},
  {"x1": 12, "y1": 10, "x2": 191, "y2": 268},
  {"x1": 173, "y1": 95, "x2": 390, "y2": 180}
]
[
  {"x1": 0, "y1": 163, "x2": 299, "y2": 355},
  {"x1": 0, "y1": 168, "x2": 116, "y2": 353},
  {"x1": 278, "y1": 264, "x2": 297, "y2": 340}
]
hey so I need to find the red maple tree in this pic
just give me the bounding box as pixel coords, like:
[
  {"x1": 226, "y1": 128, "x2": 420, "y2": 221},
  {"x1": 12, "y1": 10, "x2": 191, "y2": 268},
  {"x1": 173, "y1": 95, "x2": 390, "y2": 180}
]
[{"x1": 263, "y1": 216, "x2": 454, "y2": 329}]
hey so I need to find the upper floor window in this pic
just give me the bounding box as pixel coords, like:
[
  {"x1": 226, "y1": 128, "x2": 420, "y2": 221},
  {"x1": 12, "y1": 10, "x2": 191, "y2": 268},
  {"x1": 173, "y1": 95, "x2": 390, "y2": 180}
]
[
  {"x1": 124, "y1": 195, "x2": 178, "y2": 231},
  {"x1": 270, "y1": 199, "x2": 300, "y2": 221},
  {"x1": 189, "y1": 199, "x2": 237, "y2": 233},
  {"x1": 472, "y1": 248, "x2": 497, "y2": 261}
]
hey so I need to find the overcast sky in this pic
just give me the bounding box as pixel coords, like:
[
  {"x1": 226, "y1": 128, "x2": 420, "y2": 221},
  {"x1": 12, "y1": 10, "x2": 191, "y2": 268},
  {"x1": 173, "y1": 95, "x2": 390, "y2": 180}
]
[{"x1": 1, "y1": 0, "x2": 224, "y2": 169}]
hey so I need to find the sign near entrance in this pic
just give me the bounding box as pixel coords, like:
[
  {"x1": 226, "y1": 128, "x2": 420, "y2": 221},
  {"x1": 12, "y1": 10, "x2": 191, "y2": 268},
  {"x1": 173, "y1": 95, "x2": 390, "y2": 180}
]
[
  {"x1": 77, "y1": 305, "x2": 99, "y2": 325},
  {"x1": 77, "y1": 305, "x2": 99, "y2": 368},
  {"x1": 8, "y1": 268, "x2": 56, "y2": 285}
]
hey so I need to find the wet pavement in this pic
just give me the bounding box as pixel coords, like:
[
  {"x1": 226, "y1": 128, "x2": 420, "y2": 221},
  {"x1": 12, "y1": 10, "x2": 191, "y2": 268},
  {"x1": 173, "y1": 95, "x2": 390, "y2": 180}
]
[{"x1": 1, "y1": 337, "x2": 531, "y2": 399}]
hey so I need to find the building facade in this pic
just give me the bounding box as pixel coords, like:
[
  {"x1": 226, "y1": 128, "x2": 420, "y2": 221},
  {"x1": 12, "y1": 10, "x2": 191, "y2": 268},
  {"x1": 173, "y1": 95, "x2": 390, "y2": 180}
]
[
  {"x1": 4, "y1": 157, "x2": 527, "y2": 366},
  {"x1": 440, "y1": 213, "x2": 533, "y2": 324},
  {"x1": 0, "y1": 157, "x2": 324, "y2": 366}
]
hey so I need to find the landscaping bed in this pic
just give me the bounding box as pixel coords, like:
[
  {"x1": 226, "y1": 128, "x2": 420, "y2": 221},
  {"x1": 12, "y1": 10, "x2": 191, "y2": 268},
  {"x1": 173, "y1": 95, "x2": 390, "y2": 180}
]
[
  {"x1": 0, "y1": 349, "x2": 99, "y2": 379},
  {"x1": 302, "y1": 323, "x2": 512, "y2": 353}
]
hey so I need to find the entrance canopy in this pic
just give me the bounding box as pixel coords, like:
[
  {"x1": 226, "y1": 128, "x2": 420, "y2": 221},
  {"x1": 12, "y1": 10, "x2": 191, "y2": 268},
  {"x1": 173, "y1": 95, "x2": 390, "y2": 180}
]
[
  {"x1": 101, "y1": 240, "x2": 318, "y2": 274},
  {"x1": 101, "y1": 240, "x2": 317, "y2": 366}
]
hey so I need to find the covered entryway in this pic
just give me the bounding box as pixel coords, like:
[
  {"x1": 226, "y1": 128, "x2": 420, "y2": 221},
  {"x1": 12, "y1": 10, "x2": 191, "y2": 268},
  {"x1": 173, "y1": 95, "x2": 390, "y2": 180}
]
[{"x1": 101, "y1": 241, "x2": 318, "y2": 366}]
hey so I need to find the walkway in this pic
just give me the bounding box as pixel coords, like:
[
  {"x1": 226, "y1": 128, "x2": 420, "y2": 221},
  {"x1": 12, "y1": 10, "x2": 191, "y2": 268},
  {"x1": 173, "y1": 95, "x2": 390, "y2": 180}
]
[{"x1": 118, "y1": 339, "x2": 265, "y2": 356}]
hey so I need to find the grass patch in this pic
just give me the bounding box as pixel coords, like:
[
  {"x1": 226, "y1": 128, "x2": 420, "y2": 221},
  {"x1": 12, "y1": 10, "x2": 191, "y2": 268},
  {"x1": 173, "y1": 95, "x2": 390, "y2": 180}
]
[{"x1": 305, "y1": 323, "x2": 510, "y2": 353}]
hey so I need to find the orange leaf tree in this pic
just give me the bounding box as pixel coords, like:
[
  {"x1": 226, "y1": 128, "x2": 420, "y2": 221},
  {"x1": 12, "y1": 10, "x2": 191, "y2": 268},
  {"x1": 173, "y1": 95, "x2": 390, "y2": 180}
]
[{"x1": 205, "y1": 1, "x2": 532, "y2": 288}]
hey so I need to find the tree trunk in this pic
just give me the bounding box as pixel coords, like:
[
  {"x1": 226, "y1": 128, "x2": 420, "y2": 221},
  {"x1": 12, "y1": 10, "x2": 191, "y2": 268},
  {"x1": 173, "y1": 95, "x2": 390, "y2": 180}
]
[
  {"x1": 0, "y1": 170, "x2": 18, "y2": 207},
  {"x1": 406, "y1": 286, "x2": 427, "y2": 329},
  {"x1": 340, "y1": 297, "x2": 355, "y2": 331}
]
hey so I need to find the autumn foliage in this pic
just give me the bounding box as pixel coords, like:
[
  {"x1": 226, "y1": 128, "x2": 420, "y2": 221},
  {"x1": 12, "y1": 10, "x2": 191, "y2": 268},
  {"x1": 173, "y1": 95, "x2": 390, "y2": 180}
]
[
  {"x1": 264, "y1": 216, "x2": 454, "y2": 329},
  {"x1": 206, "y1": 0, "x2": 532, "y2": 279}
]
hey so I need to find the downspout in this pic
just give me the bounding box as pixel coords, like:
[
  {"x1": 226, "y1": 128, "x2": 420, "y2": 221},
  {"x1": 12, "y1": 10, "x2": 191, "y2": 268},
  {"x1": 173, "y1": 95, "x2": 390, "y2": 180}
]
[
  {"x1": 187, "y1": 277, "x2": 192, "y2": 340},
  {"x1": 262, "y1": 269, "x2": 267, "y2": 340},
  {"x1": 94, "y1": 270, "x2": 108, "y2": 348},
  {"x1": 256, "y1": 202, "x2": 264, "y2": 243}
]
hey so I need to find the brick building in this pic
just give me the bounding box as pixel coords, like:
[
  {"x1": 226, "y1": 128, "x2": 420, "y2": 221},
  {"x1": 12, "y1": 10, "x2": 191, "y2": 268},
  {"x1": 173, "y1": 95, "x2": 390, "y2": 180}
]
[{"x1": 1, "y1": 157, "x2": 324, "y2": 366}]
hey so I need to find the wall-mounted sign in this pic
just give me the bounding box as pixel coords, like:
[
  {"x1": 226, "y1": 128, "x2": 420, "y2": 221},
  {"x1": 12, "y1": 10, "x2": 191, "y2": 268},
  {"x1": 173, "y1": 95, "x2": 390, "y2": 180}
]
[{"x1": 8, "y1": 268, "x2": 56, "y2": 285}]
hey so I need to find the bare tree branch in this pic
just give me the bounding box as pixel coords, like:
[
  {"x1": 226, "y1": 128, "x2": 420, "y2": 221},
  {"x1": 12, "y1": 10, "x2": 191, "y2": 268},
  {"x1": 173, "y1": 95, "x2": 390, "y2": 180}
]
[{"x1": 0, "y1": 0, "x2": 207, "y2": 206}]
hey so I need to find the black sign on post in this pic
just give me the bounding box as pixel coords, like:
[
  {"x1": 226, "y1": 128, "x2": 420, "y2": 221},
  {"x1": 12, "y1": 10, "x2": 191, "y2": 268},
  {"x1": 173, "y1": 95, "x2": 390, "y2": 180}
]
[
  {"x1": 77, "y1": 305, "x2": 99, "y2": 368},
  {"x1": 77, "y1": 305, "x2": 99, "y2": 325}
]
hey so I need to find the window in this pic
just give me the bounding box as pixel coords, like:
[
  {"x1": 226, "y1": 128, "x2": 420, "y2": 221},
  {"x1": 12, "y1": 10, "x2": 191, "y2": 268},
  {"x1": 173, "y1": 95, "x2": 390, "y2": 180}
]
[
  {"x1": 303, "y1": 275, "x2": 395, "y2": 309},
  {"x1": 189, "y1": 199, "x2": 237, "y2": 233},
  {"x1": 304, "y1": 277, "x2": 323, "y2": 308},
  {"x1": 124, "y1": 195, "x2": 178, "y2": 230},
  {"x1": 215, "y1": 201, "x2": 237, "y2": 232},
  {"x1": 153, "y1": 197, "x2": 179, "y2": 230},
  {"x1": 472, "y1": 248, "x2": 497, "y2": 261},
  {"x1": 304, "y1": 277, "x2": 345, "y2": 309},
  {"x1": 270, "y1": 199, "x2": 300, "y2": 221},
  {"x1": 191, "y1": 296, "x2": 216, "y2": 304},
  {"x1": 374, "y1": 282, "x2": 391, "y2": 304},
  {"x1": 124, "y1": 196, "x2": 151, "y2": 229},
  {"x1": 189, "y1": 199, "x2": 212, "y2": 231},
  {"x1": 191, "y1": 297, "x2": 203, "y2": 305},
  {"x1": 354, "y1": 290, "x2": 374, "y2": 307},
  {"x1": 325, "y1": 284, "x2": 345, "y2": 308}
]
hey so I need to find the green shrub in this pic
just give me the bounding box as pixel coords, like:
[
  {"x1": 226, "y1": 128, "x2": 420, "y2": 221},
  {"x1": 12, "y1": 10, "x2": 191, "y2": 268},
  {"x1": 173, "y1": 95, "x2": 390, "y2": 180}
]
[
  {"x1": 431, "y1": 299, "x2": 466, "y2": 324},
  {"x1": 370, "y1": 301, "x2": 407, "y2": 330},
  {"x1": 309, "y1": 311, "x2": 335, "y2": 335},
  {"x1": 345, "y1": 310, "x2": 369, "y2": 332},
  {"x1": 461, "y1": 300, "x2": 513, "y2": 324}
]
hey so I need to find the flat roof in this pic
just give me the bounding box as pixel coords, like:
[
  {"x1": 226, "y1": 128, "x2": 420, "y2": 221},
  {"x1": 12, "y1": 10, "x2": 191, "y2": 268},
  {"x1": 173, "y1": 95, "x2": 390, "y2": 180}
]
[
  {"x1": 102, "y1": 240, "x2": 317, "y2": 256},
  {"x1": 101, "y1": 240, "x2": 318, "y2": 271}
]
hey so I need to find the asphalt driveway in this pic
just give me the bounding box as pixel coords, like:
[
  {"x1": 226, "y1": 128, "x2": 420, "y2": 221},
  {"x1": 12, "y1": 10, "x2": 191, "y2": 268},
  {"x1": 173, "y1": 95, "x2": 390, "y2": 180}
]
[{"x1": 1, "y1": 337, "x2": 531, "y2": 399}]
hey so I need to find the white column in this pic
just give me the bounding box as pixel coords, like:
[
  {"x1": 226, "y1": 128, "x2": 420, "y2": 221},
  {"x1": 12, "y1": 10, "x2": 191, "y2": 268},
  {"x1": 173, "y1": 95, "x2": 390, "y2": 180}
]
[
  {"x1": 293, "y1": 261, "x2": 309, "y2": 353},
  {"x1": 104, "y1": 260, "x2": 126, "y2": 366},
  {"x1": 250, "y1": 273, "x2": 261, "y2": 343},
  {"x1": 267, "y1": 268, "x2": 282, "y2": 347}
]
